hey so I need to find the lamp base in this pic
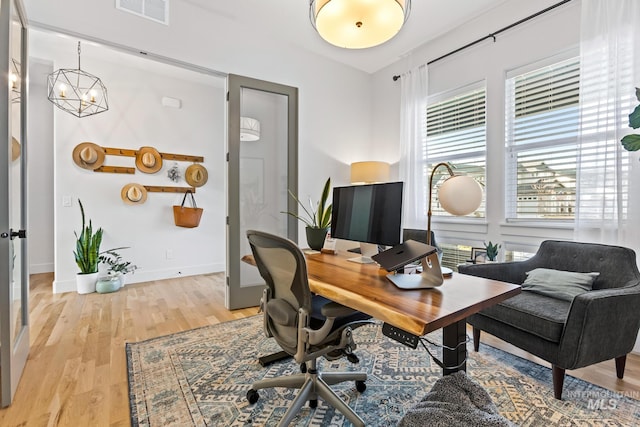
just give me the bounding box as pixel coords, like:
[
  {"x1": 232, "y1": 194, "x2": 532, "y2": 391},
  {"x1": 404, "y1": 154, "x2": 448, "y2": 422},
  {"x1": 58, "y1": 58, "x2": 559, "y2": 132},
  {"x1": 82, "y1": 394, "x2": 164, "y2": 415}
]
[{"x1": 386, "y1": 253, "x2": 444, "y2": 289}]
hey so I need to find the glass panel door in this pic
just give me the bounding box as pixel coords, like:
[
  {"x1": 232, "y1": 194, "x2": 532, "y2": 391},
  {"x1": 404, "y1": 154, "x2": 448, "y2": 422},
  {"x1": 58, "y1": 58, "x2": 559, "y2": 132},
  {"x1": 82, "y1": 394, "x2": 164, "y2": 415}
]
[
  {"x1": 0, "y1": 0, "x2": 29, "y2": 407},
  {"x1": 226, "y1": 75, "x2": 298, "y2": 310}
]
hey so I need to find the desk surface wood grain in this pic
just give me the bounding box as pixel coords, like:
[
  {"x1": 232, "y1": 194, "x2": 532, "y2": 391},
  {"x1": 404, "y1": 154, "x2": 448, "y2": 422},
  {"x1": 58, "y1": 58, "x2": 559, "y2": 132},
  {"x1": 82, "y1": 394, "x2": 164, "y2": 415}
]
[{"x1": 243, "y1": 251, "x2": 520, "y2": 336}]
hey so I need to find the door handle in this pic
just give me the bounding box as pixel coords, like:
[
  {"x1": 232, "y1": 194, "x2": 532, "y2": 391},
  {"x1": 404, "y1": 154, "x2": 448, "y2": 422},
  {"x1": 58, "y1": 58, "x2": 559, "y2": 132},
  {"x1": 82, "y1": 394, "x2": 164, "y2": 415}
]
[{"x1": 0, "y1": 229, "x2": 27, "y2": 240}]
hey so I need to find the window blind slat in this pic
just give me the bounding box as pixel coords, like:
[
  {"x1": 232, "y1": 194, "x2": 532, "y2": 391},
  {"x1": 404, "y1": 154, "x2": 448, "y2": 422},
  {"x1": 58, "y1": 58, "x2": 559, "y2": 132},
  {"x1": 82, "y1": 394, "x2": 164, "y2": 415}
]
[{"x1": 506, "y1": 57, "x2": 580, "y2": 220}]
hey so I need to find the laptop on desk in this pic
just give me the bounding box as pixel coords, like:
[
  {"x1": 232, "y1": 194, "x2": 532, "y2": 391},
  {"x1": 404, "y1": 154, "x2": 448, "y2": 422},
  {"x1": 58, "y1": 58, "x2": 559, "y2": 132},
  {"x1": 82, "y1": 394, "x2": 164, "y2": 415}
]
[{"x1": 372, "y1": 240, "x2": 438, "y2": 272}]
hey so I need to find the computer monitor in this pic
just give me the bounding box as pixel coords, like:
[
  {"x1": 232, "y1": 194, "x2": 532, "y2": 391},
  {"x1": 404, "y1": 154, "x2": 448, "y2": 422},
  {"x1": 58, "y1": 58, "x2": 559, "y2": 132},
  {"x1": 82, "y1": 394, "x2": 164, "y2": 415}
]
[{"x1": 331, "y1": 181, "x2": 403, "y2": 263}]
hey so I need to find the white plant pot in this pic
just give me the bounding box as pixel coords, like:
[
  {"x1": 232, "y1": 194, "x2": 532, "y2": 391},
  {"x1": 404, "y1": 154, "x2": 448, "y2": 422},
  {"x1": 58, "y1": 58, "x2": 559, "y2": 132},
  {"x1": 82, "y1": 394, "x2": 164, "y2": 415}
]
[{"x1": 76, "y1": 272, "x2": 99, "y2": 294}]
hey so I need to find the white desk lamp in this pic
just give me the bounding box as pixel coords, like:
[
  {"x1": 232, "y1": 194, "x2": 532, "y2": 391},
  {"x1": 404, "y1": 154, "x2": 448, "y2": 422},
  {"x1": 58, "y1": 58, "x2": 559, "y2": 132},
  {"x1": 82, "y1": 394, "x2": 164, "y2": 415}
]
[{"x1": 390, "y1": 162, "x2": 483, "y2": 289}]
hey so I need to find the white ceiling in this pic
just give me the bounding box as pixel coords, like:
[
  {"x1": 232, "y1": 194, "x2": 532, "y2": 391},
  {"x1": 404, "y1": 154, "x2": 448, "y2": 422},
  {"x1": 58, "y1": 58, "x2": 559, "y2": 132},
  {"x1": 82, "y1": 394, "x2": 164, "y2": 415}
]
[
  {"x1": 181, "y1": 0, "x2": 511, "y2": 74},
  {"x1": 30, "y1": 0, "x2": 517, "y2": 78}
]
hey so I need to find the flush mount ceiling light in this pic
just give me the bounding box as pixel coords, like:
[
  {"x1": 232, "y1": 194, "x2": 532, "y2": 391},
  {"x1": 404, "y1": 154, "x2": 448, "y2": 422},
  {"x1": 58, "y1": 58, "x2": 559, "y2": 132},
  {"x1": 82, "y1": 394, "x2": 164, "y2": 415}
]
[
  {"x1": 240, "y1": 117, "x2": 261, "y2": 141},
  {"x1": 47, "y1": 41, "x2": 109, "y2": 118},
  {"x1": 309, "y1": 0, "x2": 411, "y2": 49}
]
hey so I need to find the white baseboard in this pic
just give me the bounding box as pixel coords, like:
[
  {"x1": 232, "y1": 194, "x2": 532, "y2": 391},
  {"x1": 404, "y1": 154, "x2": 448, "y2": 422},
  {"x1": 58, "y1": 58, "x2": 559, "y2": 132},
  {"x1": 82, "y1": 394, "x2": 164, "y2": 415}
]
[
  {"x1": 30, "y1": 262, "x2": 54, "y2": 274},
  {"x1": 52, "y1": 263, "x2": 225, "y2": 294}
]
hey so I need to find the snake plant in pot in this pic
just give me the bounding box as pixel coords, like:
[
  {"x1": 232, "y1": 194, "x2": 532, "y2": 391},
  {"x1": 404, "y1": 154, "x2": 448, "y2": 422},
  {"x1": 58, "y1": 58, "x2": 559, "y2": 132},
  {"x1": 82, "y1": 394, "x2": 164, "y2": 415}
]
[
  {"x1": 283, "y1": 177, "x2": 332, "y2": 250},
  {"x1": 74, "y1": 199, "x2": 103, "y2": 294},
  {"x1": 484, "y1": 241, "x2": 501, "y2": 262}
]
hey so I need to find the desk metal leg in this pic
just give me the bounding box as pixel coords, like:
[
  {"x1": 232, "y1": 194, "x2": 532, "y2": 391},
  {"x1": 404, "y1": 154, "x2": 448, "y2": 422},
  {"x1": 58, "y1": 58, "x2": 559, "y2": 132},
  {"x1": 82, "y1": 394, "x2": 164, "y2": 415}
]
[{"x1": 442, "y1": 320, "x2": 467, "y2": 375}]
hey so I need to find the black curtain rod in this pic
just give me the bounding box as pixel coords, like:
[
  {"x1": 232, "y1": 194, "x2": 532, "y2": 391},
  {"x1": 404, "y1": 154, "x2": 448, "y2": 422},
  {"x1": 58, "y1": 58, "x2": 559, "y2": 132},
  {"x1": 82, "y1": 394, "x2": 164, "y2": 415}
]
[{"x1": 392, "y1": 0, "x2": 573, "y2": 81}]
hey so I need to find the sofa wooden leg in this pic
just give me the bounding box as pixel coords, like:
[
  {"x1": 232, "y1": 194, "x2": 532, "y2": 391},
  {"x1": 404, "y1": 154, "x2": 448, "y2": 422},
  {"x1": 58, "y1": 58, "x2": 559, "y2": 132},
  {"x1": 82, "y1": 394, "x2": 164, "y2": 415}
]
[
  {"x1": 552, "y1": 365, "x2": 565, "y2": 400},
  {"x1": 472, "y1": 327, "x2": 480, "y2": 352},
  {"x1": 615, "y1": 355, "x2": 626, "y2": 379}
]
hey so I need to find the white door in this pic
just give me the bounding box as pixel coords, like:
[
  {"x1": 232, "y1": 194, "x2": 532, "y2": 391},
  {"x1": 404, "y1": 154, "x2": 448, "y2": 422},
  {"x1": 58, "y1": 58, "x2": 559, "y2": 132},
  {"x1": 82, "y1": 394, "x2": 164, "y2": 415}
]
[
  {"x1": 226, "y1": 75, "x2": 298, "y2": 310},
  {"x1": 0, "y1": 0, "x2": 29, "y2": 407}
]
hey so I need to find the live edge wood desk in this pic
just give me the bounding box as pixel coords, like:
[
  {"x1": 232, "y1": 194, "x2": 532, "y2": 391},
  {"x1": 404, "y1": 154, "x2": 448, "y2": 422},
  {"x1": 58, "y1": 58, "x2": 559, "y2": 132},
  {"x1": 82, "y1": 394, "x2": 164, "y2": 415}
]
[{"x1": 243, "y1": 250, "x2": 521, "y2": 375}]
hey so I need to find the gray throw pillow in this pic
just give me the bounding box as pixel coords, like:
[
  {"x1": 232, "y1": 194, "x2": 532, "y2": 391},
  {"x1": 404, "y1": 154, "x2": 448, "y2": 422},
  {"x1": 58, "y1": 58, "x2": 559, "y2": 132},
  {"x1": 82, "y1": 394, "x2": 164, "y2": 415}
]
[{"x1": 522, "y1": 268, "x2": 599, "y2": 301}]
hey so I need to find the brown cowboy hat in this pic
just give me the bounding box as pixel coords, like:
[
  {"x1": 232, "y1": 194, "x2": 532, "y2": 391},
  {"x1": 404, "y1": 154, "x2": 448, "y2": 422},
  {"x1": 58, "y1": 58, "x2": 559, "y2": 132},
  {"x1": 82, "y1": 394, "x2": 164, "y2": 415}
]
[
  {"x1": 121, "y1": 183, "x2": 148, "y2": 205},
  {"x1": 185, "y1": 163, "x2": 208, "y2": 187},
  {"x1": 135, "y1": 146, "x2": 163, "y2": 174},
  {"x1": 72, "y1": 142, "x2": 106, "y2": 170}
]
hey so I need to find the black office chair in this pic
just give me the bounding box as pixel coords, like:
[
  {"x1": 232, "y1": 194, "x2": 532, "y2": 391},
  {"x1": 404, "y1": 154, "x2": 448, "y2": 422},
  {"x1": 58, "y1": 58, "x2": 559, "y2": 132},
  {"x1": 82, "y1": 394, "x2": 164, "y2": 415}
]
[
  {"x1": 402, "y1": 228, "x2": 442, "y2": 254},
  {"x1": 245, "y1": 230, "x2": 371, "y2": 427}
]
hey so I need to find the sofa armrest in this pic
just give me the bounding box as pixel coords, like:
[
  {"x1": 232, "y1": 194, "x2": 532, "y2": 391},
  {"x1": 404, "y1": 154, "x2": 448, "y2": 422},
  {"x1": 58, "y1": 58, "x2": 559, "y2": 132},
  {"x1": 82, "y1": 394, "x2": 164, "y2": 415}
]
[
  {"x1": 559, "y1": 280, "x2": 640, "y2": 369},
  {"x1": 458, "y1": 261, "x2": 528, "y2": 285}
]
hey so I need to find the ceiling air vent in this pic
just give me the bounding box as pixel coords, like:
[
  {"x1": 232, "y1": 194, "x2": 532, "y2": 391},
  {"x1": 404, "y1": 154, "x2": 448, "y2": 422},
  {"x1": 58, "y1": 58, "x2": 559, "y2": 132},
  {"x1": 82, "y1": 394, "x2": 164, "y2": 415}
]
[{"x1": 116, "y1": 0, "x2": 169, "y2": 25}]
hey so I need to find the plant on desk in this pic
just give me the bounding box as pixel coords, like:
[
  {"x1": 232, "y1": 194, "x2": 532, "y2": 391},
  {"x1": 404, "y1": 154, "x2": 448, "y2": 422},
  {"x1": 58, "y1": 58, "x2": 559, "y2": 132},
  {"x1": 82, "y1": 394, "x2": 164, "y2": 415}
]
[
  {"x1": 283, "y1": 177, "x2": 332, "y2": 251},
  {"x1": 484, "y1": 241, "x2": 501, "y2": 262}
]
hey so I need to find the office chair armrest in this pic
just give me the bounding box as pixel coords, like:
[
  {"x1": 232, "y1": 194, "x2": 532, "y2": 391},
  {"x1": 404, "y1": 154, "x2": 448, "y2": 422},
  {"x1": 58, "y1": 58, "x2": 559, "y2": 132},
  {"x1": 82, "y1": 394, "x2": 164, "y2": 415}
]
[{"x1": 321, "y1": 301, "x2": 358, "y2": 319}]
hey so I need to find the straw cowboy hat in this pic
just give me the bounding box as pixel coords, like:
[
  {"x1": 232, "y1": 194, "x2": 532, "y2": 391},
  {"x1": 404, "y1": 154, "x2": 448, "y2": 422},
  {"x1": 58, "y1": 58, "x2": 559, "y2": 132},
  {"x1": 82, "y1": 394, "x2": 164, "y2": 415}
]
[
  {"x1": 185, "y1": 164, "x2": 208, "y2": 187},
  {"x1": 135, "y1": 146, "x2": 163, "y2": 174},
  {"x1": 72, "y1": 142, "x2": 106, "y2": 170},
  {"x1": 11, "y1": 137, "x2": 20, "y2": 162},
  {"x1": 121, "y1": 183, "x2": 148, "y2": 205}
]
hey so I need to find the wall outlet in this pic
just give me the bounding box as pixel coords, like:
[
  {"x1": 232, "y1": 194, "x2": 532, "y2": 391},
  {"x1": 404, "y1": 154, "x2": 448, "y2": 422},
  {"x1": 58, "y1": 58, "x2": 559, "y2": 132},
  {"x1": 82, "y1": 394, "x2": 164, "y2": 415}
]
[{"x1": 166, "y1": 249, "x2": 174, "y2": 259}]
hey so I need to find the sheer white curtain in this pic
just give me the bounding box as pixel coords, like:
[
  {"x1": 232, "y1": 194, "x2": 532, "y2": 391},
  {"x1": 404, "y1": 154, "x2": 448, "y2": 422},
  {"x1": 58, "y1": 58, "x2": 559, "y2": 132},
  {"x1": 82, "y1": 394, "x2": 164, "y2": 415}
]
[
  {"x1": 399, "y1": 65, "x2": 428, "y2": 229},
  {"x1": 574, "y1": 0, "x2": 640, "y2": 247}
]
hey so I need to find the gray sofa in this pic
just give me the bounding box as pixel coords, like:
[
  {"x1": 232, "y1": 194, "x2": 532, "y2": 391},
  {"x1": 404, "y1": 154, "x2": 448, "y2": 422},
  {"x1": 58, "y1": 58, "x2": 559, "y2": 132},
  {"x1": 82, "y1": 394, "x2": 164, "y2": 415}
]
[{"x1": 458, "y1": 240, "x2": 640, "y2": 399}]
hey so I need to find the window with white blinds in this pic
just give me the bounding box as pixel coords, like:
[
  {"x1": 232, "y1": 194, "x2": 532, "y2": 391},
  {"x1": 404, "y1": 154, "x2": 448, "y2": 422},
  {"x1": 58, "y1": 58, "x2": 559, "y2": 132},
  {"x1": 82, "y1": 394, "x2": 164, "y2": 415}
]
[
  {"x1": 505, "y1": 56, "x2": 580, "y2": 220},
  {"x1": 426, "y1": 83, "x2": 486, "y2": 218}
]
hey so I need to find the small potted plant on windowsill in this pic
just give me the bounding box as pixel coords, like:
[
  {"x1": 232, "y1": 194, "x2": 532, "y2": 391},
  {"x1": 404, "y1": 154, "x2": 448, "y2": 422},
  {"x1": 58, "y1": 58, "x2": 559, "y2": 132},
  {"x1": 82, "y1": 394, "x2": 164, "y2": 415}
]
[
  {"x1": 283, "y1": 177, "x2": 332, "y2": 251},
  {"x1": 484, "y1": 241, "x2": 501, "y2": 262}
]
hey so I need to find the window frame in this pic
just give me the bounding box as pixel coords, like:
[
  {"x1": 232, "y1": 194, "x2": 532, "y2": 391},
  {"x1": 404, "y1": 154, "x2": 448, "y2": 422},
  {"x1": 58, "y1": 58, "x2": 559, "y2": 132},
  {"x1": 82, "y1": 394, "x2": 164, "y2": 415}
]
[
  {"x1": 425, "y1": 80, "x2": 487, "y2": 222},
  {"x1": 504, "y1": 50, "x2": 581, "y2": 224}
]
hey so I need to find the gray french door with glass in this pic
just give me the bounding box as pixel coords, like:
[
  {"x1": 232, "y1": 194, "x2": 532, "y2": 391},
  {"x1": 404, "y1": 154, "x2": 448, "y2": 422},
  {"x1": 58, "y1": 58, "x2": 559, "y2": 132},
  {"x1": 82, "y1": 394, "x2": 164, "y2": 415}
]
[
  {"x1": 226, "y1": 74, "x2": 298, "y2": 310},
  {"x1": 0, "y1": 0, "x2": 29, "y2": 407}
]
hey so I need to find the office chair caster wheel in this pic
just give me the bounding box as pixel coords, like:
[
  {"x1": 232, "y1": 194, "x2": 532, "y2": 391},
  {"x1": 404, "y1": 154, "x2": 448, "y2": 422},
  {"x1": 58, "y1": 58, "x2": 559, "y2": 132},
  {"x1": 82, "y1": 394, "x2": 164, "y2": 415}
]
[
  {"x1": 355, "y1": 380, "x2": 366, "y2": 393},
  {"x1": 300, "y1": 363, "x2": 307, "y2": 373},
  {"x1": 346, "y1": 353, "x2": 360, "y2": 364},
  {"x1": 247, "y1": 389, "x2": 260, "y2": 404},
  {"x1": 309, "y1": 399, "x2": 318, "y2": 408}
]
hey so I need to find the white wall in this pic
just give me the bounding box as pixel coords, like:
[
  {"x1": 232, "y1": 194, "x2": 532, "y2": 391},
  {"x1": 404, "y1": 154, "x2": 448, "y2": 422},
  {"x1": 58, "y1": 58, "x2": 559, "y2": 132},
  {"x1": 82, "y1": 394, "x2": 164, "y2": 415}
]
[
  {"x1": 27, "y1": 59, "x2": 55, "y2": 274},
  {"x1": 23, "y1": 0, "x2": 374, "y2": 191}
]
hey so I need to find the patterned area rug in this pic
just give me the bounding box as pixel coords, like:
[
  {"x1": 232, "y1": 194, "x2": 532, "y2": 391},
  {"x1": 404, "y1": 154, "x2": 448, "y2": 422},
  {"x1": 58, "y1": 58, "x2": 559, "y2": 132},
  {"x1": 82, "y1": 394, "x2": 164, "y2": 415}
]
[{"x1": 127, "y1": 316, "x2": 640, "y2": 426}]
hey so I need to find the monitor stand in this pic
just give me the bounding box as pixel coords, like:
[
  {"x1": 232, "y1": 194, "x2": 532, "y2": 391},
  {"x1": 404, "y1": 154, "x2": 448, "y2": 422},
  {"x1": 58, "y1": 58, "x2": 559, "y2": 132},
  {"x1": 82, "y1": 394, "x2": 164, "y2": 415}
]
[
  {"x1": 386, "y1": 252, "x2": 445, "y2": 289},
  {"x1": 347, "y1": 242, "x2": 378, "y2": 264}
]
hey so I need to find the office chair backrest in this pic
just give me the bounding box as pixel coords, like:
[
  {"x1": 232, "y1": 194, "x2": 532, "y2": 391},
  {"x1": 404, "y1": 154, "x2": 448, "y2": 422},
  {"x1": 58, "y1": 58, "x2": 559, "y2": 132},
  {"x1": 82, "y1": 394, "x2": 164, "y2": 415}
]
[{"x1": 246, "y1": 230, "x2": 313, "y2": 353}]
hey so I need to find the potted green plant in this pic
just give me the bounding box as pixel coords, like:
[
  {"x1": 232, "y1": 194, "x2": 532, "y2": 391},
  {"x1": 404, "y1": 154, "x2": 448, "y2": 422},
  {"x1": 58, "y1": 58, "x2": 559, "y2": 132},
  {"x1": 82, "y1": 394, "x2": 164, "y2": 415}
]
[
  {"x1": 484, "y1": 241, "x2": 501, "y2": 262},
  {"x1": 74, "y1": 199, "x2": 103, "y2": 294},
  {"x1": 283, "y1": 177, "x2": 332, "y2": 250},
  {"x1": 621, "y1": 87, "x2": 640, "y2": 152},
  {"x1": 99, "y1": 248, "x2": 138, "y2": 290}
]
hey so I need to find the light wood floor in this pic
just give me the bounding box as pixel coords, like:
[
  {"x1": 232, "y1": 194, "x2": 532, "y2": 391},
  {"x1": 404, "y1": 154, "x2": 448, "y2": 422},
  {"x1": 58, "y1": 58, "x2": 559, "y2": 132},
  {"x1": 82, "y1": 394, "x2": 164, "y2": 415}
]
[{"x1": 0, "y1": 273, "x2": 638, "y2": 426}]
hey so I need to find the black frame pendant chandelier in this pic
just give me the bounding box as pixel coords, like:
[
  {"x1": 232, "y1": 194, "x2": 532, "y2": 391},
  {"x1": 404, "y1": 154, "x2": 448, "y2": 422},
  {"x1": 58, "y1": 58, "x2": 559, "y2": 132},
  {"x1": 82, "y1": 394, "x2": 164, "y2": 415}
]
[{"x1": 47, "y1": 41, "x2": 109, "y2": 118}]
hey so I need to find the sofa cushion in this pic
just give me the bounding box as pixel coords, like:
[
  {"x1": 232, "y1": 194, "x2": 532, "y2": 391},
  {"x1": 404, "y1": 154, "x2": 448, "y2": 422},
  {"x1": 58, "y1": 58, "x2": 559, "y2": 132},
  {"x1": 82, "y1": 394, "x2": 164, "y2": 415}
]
[
  {"x1": 521, "y1": 268, "x2": 599, "y2": 301},
  {"x1": 479, "y1": 292, "x2": 571, "y2": 342}
]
